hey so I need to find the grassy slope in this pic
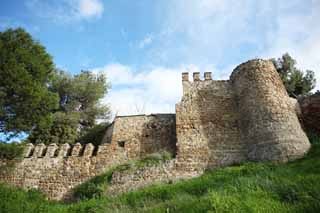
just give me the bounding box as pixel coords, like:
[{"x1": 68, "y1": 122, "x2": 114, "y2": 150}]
[{"x1": 1, "y1": 144, "x2": 320, "y2": 213}]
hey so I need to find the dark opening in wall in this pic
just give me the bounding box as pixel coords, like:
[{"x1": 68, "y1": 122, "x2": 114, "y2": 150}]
[
  {"x1": 40, "y1": 147, "x2": 47, "y2": 157},
  {"x1": 27, "y1": 148, "x2": 34, "y2": 158},
  {"x1": 118, "y1": 141, "x2": 125, "y2": 148}
]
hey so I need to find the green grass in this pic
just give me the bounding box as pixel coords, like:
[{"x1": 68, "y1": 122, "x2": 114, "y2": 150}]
[{"x1": 1, "y1": 142, "x2": 320, "y2": 212}]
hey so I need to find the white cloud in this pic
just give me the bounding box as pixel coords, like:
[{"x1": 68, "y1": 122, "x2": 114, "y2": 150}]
[
  {"x1": 93, "y1": 63, "x2": 218, "y2": 116},
  {"x1": 92, "y1": 62, "x2": 228, "y2": 116},
  {"x1": 93, "y1": 64, "x2": 140, "y2": 85},
  {"x1": 26, "y1": 0, "x2": 104, "y2": 23},
  {"x1": 263, "y1": 0, "x2": 320, "y2": 91},
  {"x1": 138, "y1": 34, "x2": 153, "y2": 49},
  {"x1": 146, "y1": 0, "x2": 320, "y2": 90},
  {"x1": 78, "y1": 0, "x2": 104, "y2": 18}
]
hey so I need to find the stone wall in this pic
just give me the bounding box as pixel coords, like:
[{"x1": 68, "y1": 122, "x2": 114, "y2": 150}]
[
  {"x1": 176, "y1": 73, "x2": 246, "y2": 172},
  {"x1": 107, "y1": 159, "x2": 198, "y2": 195},
  {"x1": 107, "y1": 114, "x2": 176, "y2": 159},
  {"x1": 0, "y1": 114, "x2": 177, "y2": 200},
  {"x1": 231, "y1": 60, "x2": 310, "y2": 162},
  {"x1": 175, "y1": 59, "x2": 310, "y2": 173},
  {"x1": 0, "y1": 59, "x2": 311, "y2": 200},
  {"x1": 0, "y1": 143, "x2": 127, "y2": 200},
  {"x1": 299, "y1": 93, "x2": 320, "y2": 135}
]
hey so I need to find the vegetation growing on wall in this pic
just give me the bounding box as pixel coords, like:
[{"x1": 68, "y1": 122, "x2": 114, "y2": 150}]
[{"x1": 73, "y1": 150, "x2": 173, "y2": 200}]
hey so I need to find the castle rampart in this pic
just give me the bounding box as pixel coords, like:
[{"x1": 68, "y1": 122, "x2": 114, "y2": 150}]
[
  {"x1": 0, "y1": 142, "x2": 127, "y2": 200},
  {"x1": 0, "y1": 59, "x2": 311, "y2": 200},
  {"x1": 175, "y1": 59, "x2": 310, "y2": 172},
  {"x1": 230, "y1": 60, "x2": 310, "y2": 162},
  {"x1": 105, "y1": 114, "x2": 176, "y2": 159},
  {"x1": 0, "y1": 114, "x2": 177, "y2": 200},
  {"x1": 176, "y1": 72, "x2": 246, "y2": 172}
]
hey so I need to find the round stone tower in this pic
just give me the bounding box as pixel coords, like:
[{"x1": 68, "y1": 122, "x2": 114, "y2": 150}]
[{"x1": 230, "y1": 59, "x2": 310, "y2": 162}]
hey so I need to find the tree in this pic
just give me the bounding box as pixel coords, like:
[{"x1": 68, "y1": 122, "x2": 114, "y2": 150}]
[
  {"x1": 29, "y1": 70, "x2": 111, "y2": 144},
  {"x1": 0, "y1": 28, "x2": 59, "y2": 136},
  {"x1": 51, "y1": 70, "x2": 110, "y2": 131},
  {"x1": 28, "y1": 112, "x2": 80, "y2": 145},
  {"x1": 272, "y1": 53, "x2": 316, "y2": 97}
]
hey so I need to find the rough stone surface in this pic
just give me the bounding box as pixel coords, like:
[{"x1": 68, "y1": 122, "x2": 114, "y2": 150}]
[
  {"x1": 231, "y1": 60, "x2": 310, "y2": 162},
  {"x1": 104, "y1": 114, "x2": 177, "y2": 159},
  {"x1": 0, "y1": 59, "x2": 311, "y2": 200},
  {"x1": 107, "y1": 160, "x2": 198, "y2": 195},
  {"x1": 0, "y1": 143, "x2": 127, "y2": 200},
  {"x1": 0, "y1": 114, "x2": 177, "y2": 200},
  {"x1": 299, "y1": 93, "x2": 320, "y2": 135}
]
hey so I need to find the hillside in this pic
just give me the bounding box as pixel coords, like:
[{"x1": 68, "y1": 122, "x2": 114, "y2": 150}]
[{"x1": 1, "y1": 141, "x2": 320, "y2": 213}]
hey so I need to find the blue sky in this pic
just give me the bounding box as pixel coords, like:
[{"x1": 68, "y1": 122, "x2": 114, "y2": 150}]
[{"x1": 1, "y1": 0, "x2": 320, "y2": 116}]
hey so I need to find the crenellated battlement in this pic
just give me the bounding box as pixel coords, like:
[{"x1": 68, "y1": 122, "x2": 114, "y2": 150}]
[
  {"x1": 181, "y1": 71, "x2": 230, "y2": 96},
  {"x1": 23, "y1": 142, "x2": 98, "y2": 158},
  {"x1": 182, "y1": 72, "x2": 212, "y2": 82}
]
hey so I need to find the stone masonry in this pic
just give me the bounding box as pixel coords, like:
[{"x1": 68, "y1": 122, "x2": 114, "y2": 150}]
[
  {"x1": 103, "y1": 114, "x2": 176, "y2": 159},
  {"x1": 299, "y1": 92, "x2": 320, "y2": 135},
  {"x1": 0, "y1": 59, "x2": 311, "y2": 200}
]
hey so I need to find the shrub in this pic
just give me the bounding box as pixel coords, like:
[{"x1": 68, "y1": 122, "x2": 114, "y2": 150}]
[
  {"x1": 0, "y1": 142, "x2": 24, "y2": 160},
  {"x1": 307, "y1": 131, "x2": 320, "y2": 144},
  {"x1": 78, "y1": 123, "x2": 110, "y2": 146}
]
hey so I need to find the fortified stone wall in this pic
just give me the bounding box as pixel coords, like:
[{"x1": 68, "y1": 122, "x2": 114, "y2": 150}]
[
  {"x1": 0, "y1": 114, "x2": 177, "y2": 200},
  {"x1": 175, "y1": 73, "x2": 245, "y2": 172},
  {"x1": 299, "y1": 92, "x2": 320, "y2": 135},
  {"x1": 103, "y1": 114, "x2": 176, "y2": 158},
  {"x1": 0, "y1": 59, "x2": 312, "y2": 200},
  {"x1": 0, "y1": 142, "x2": 127, "y2": 200},
  {"x1": 231, "y1": 60, "x2": 310, "y2": 162},
  {"x1": 175, "y1": 59, "x2": 310, "y2": 172}
]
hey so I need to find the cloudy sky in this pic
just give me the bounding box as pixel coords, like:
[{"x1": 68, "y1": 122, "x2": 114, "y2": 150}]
[{"x1": 1, "y1": 0, "x2": 320, "y2": 116}]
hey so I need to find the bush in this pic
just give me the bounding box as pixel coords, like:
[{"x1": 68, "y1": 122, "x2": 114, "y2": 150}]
[
  {"x1": 307, "y1": 131, "x2": 320, "y2": 144},
  {"x1": 78, "y1": 123, "x2": 110, "y2": 146},
  {"x1": 0, "y1": 142, "x2": 24, "y2": 160}
]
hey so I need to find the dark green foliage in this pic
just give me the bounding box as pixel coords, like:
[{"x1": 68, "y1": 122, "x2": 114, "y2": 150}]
[
  {"x1": 28, "y1": 70, "x2": 111, "y2": 144},
  {"x1": 51, "y1": 70, "x2": 110, "y2": 131},
  {"x1": 0, "y1": 28, "x2": 59, "y2": 135},
  {"x1": 307, "y1": 131, "x2": 320, "y2": 145},
  {"x1": 0, "y1": 140, "x2": 320, "y2": 212},
  {"x1": 0, "y1": 142, "x2": 24, "y2": 160},
  {"x1": 28, "y1": 112, "x2": 80, "y2": 145},
  {"x1": 78, "y1": 122, "x2": 110, "y2": 146},
  {"x1": 272, "y1": 53, "x2": 316, "y2": 97}
]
